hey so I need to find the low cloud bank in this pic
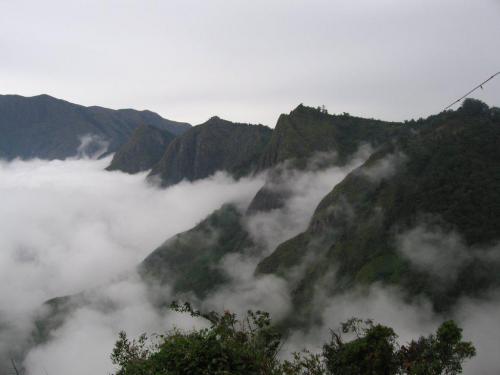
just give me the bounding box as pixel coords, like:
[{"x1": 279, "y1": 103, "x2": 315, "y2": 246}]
[
  {"x1": 1, "y1": 151, "x2": 499, "y2": 375},
  {"x1": 0, "y1": 156, "x2": 263, "y2": 374}
]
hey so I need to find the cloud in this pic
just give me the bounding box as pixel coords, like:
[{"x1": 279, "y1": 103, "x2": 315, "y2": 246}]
[
  {"x1": 203, "y1": 253, "x2": 291, "y2": 320},
  {"x1": 2, "y1": 149, "x2": 499, "y2": 375},
  {"x1": 0, "y1": 156, "x2": 263, "y2": 374},
  {"x1": 396, "y1": 222, "x2": 500, "y2": 284},
  {"x1": 245, "y1": 148, "x2": 371, "y2": 253},
  {"x1": 457, "y1": 293, "x2": 500, "y2": 375},
  {"x1": 356, "y1": 151, "x2": 407, "y2": 183},
  {"x1": 198, "y1": 149, "x2": 375, "y2": 337},
  {"x1": 284, "y1": 285, "x2": 437, "y2": 355},
  {"x1": 76, "y1": 134, "x2": 109, "y2": 159},
  {"x1": 24, "y1": 274, "x2": 209, "y2": 375},
  {"x1": 397, "y1": 224, "x2": 470, "y2": 283}
]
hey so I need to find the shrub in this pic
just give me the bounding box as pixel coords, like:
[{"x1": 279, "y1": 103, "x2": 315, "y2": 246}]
[{"x1": 111, "y1": 306, "x2": 475, "y2": 375}]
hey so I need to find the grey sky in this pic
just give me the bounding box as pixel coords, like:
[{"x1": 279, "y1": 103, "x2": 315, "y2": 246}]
[{"x1": 1, "y1": 0, "x2": 499, "y2": 126}]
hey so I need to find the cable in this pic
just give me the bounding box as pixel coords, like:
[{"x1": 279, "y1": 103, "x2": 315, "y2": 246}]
[{"x1": 443, "y1": 71, "x2": 500, "y2": 111}]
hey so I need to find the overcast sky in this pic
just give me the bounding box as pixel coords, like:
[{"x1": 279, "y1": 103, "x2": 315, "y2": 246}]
[{"x1": 1, "y1": 0, "x2": 499, "y2": 126}]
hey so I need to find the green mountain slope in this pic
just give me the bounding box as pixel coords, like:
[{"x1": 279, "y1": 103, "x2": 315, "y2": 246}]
[
  {"x1": 258, "y1": 104, "x2": 402, "y2": 170},
  {"x1": 249, "y1": 105, "x2": 405, "y2": 213},
  {"x1": 0, "y1": 94, "x2": 190, "y2": 160},
  {"x1": 32, "y1": 100, "x2": 500, "y2": 348},
  {"x1": 257, "y1": 99, "x2": 500, "y2": 316},
  {"x1": 139, "y1": 106, "x2": 407, "y2": 299},
  {"x1": 148, "y1": 117, "x2": 272, "y2": 187},
  {"x1": 139, "y1": 204, "x2": 257, "y2": 299},
  {"x1": 106, "y1": 124, "x2": 176, "y2": 173}
]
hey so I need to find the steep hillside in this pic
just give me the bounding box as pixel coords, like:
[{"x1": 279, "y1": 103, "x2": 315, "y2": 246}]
[
  {"x1": 148, "y1": 117, "x2": 272, "y2": 187},
  {"x1": 0, "y1": 94, "x2": 190, "y2": 160},
  {"x1": 106, "y1": 124, "x2": 176, "y2": 173},
  {"x1": 257, "y1": 99, "x2": 500, "y2": 317},
  {"x1": 258, "y1": 104, "x2": 402, "y2": 170},
  {"x1": 139, "y1": 204, "x2": 256, "y2": 299},
  {"x1": 140, "y1": 106, "x2": 409, "y2": 295},
  {"x1": 248, "y1": 105, "x2": 405, "y2": 212},
  {"x1": 31, "y1": 100, "x2": 500, "y2": 350}
]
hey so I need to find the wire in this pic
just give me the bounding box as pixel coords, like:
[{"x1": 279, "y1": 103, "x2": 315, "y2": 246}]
[{"x1": 443, "y1": 71, "x2": 500, "y2": 111}]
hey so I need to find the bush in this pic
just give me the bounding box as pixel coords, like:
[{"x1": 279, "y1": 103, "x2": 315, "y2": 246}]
[{"x1": 111, "y1": 305, "x2": 475, "y2": 375}]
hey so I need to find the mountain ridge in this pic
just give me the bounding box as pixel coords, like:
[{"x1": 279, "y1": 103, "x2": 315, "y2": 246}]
[
  {"x1": 0, "y1": 94, "x2": 190, "y2": 160},
  {"x1": 148, "y1": 116, "x2": 272, "y2": 186}
]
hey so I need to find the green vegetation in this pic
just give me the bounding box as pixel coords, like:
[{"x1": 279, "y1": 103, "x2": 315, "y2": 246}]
[
  {"x1": 257, "y1": 99, "x2": 500, "y2": 315},
  {"x1": 111, "y1": 306, "x2": 475, "y2": 375},
  {"x1": 139, "y1": 204, "x2": 256, "y2": 298},
  {"x1": 258, "y1": 104, "x2": 404, "y2": 171}
]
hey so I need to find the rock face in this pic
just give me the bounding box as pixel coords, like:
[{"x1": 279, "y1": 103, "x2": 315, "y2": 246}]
[
  {"x1": 148, "y1": 116, "x2": 272, "y2": 186},
  {"x1": 106, "y1": 124, "x2": 176, "y2": 173},
  {"x1": 0, "y1": 94, "x2": 190, "y2": 160}
]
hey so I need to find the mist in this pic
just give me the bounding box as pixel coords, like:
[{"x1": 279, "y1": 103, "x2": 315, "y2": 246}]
[
  {"x1": 0, "y1": 156, "x2": 263, "y2": 374},
  {"x1": 1, "y1": 152, "x2": 499, "y2": 374}
]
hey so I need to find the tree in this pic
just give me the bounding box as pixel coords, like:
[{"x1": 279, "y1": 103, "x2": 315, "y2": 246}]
[
  {"x1": 322, "y1": 318, "x2": 399, "y2": 375},
  {"x1": 460, "y1": 98, "x2": 489, "y2": 116},
  {"x1": 111, "y1": 307, "x2": 475, "y2": 375},
  {"x1": 399, "y1": 320, "x2": 476, "y2": 375},
  {"x1": 320, "y1": 319, "x2": 475, "y2": 375},
  {"x1": 111, "y1": 302, "x2": 283, "y2": 375}
]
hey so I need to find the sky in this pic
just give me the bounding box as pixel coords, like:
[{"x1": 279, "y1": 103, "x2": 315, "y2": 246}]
[{"x1": 1, "y1": 0, "x2": 499, "y2": 126}]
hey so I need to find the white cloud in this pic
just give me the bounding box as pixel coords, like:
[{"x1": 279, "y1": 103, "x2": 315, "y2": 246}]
[
  {"x1": 24, "y1": 275, "x2": 209, "y2": 375},
  {"x1": 0, "y1": 156, "x2": 263, "y2": 373},
  {"x1": 204, "y1": 253, "x2": 291, "y2": 320},
  {"x1": 245, "y1": 148, "x2": 370, "y2": 253},
  {"x1": 396, "y1": 223, "x2": 500, "y2": 284}
]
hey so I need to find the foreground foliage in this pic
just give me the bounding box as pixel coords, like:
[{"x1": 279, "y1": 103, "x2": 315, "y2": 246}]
[{"x1": 111, "y1": 304, "x2": 475, "y2": 375}]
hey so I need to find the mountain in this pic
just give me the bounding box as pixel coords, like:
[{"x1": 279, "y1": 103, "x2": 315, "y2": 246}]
[
  {"x1": 138, "y1": 100, "x2": 500, "y2": 325},
  {"x1": 31, "y1": 100, "x2": 500, "y2": 349},
  {"x1": 148, "y1": 116, "x2": 272, "y2": 187},
  {"x1": 138, "y1": 105, "x2": 407, "y2": 299},
  {"x1": 249, "y1": 105, "x2": 405, "y2": 213},
  {"x1": 106, "y1": 124, "x2": 176, "y2": 173},
  {"x1": 257, "y1": 99, "x2": 500, "y2": 319},
  {"x1": 140, "y1": 204, "x2": 256, "y2": 299},
  {"x1": 0, "y1": 94, "x2": 190, "y2": 160},
  {"x1": 258, "y1": 104, "x2": 402, "y2": 171}
]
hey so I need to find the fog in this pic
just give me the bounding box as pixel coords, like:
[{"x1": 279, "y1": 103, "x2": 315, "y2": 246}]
[
  {"x1": 0, "y1": 153, "x2": 499, "y2": 374},
  {"x1": 0, "y1": 156, "x2": 263, "y2": 374}
]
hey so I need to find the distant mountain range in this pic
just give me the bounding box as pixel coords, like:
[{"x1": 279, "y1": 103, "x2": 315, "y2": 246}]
[{"x1": 0, "y1": 94, "x2": 190, "y2": 160}]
